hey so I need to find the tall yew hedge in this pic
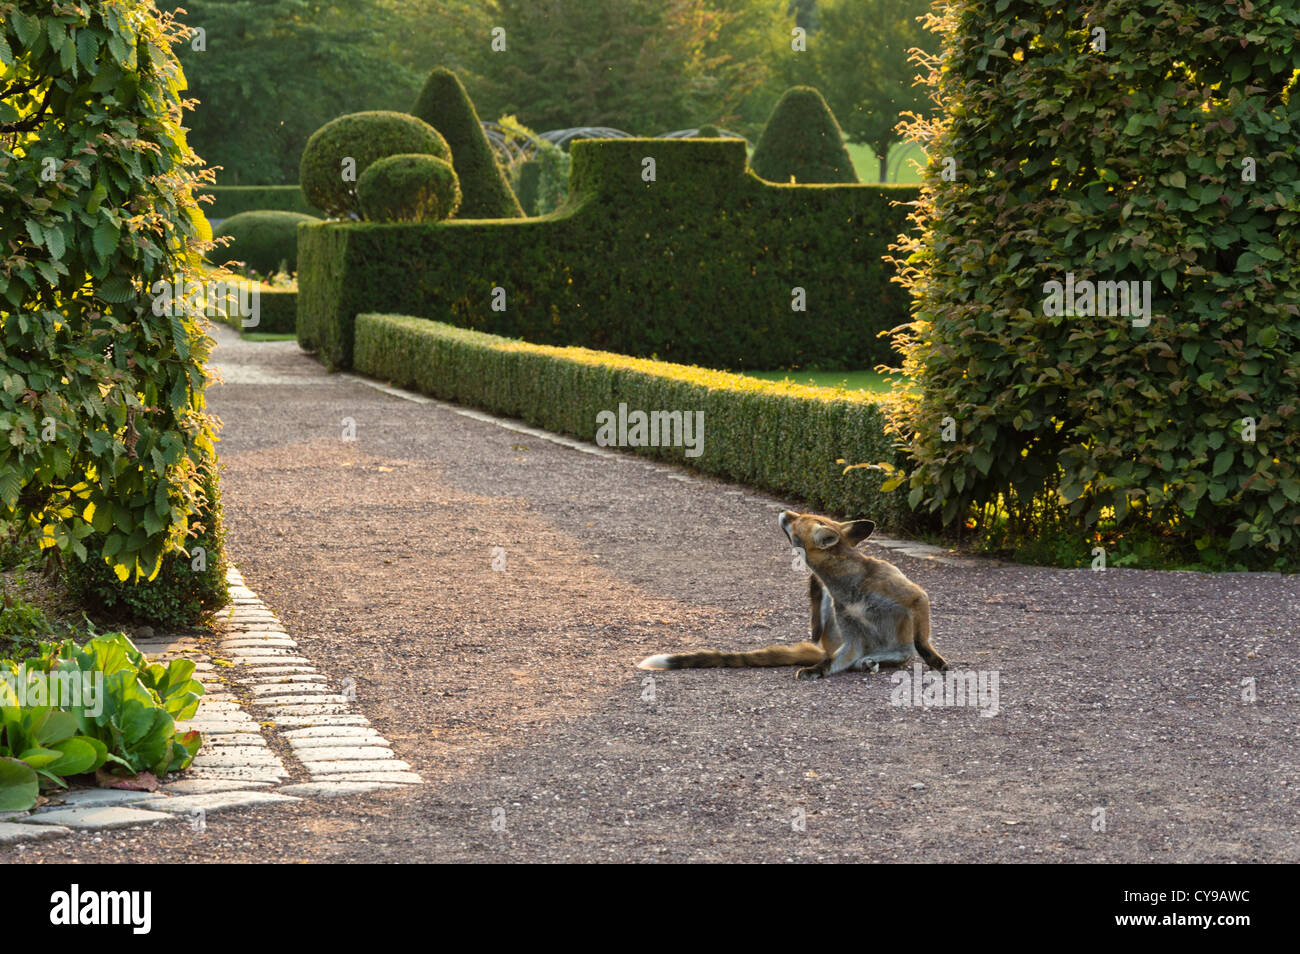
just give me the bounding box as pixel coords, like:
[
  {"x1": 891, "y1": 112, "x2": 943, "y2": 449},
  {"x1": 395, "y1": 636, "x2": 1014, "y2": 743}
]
[
  {"x1": 887, "y1": 0, "x2": 1300, "y2": 564},
  {"x1": 0, "y1": 1, "x2": 219, "y2": 580}
]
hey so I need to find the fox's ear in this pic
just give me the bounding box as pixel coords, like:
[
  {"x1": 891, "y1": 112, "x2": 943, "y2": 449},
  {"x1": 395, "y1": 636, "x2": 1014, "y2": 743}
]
[
  {"x1": 811, "y1": 526, "x2": 840, "y2": 549},
  {"x1": 842, "y1": 520, "x2": 876, "y2": 545}
]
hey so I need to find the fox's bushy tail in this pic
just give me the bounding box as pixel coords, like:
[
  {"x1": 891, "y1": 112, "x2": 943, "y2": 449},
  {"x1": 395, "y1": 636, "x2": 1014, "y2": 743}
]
[{"x1": 636, "y1": 641, "x2": 824, "y2": 670}]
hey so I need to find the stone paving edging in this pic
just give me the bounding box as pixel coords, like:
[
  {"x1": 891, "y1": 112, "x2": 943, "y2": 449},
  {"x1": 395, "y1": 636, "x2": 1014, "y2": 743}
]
[{"x1": 0, "y1": 567, "x2": 420, "y2": 848}]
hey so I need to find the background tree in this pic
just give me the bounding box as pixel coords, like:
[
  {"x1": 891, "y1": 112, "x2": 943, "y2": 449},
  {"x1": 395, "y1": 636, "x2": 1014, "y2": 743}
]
[
  {"x1": 158, "y1": 0, "x2": 416, "y2": 184},
  {"x1": 461, "y1": 0, "x2": 785, "y2": 137},
  {"x1": 780, "y1": 0, "x2": 937, "y2": 181}
]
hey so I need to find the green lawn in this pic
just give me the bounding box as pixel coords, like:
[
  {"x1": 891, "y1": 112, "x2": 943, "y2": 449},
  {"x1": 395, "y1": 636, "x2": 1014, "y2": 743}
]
[
  {"x1": 845, "y1": 141, "x2": 927, "y2": 185},
  {"x1": 741, "y1": 370, "x2": 891, "y2": 393}
]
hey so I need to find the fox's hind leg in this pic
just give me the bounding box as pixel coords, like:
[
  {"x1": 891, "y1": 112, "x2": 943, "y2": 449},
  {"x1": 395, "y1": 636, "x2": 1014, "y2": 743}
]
[{"x1": 909, "y1": 594, "x2": 948, "y2": 671}]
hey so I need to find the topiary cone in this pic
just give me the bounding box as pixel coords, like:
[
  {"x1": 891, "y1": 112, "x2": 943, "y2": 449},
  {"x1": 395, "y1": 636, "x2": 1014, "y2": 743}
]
[
  {"x1": 411, "y1": 67, "x2": 524, "y2": 219},
  {"x1": 750, "y1": 86, "x2": 859, "y2": 185}
]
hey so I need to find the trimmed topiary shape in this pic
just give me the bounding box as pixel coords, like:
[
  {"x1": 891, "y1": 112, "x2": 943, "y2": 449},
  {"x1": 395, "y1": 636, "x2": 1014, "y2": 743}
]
[
  {"x1": 750, "y1": 86, "x2": 859, "y2": 184},
  {"x1": 358, "y1": 154, "x2": 462, "y2": 222},
  {"x1": 216, "y1": 210, "x2": 317, "y2": 275},
  {"x1": 300, "y1": 111, "x2": 451, "y2": 218},
  {"x1": 411, "y1": 68, "x2": 524, "y2": 219}
]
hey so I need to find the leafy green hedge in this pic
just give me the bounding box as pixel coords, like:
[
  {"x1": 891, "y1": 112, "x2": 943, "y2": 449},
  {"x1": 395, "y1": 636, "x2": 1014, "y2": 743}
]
[
  {"x1": 299, "y1": 139, "x2": 918, "y2": 371},
  {"x1": 253, "y1": 288, "x2": 297, "y2": 335},
  {"x1": 64, "y1": 468, "x2": 229, "y2": 627},
  {"x1": 216, "y1": 211, "x2": 316, "y2": 275},
  {"x1": 354, "y1": 314, "x2": 928, "y2": 531},
  {"x1": 204, "y1": 186, "x2": 321, "y2": 221},
  {"x1": 886, "y1": 0, "x2": 1300, "y2": 563}
]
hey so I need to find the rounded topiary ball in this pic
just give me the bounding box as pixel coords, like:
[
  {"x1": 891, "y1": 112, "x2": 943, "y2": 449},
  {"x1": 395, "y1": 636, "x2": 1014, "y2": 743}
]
[
  {"x1": 357, "y1": 154, "x2": 462, "y2": 223},
  {"x1": 216, "y1": 210, "x2": 316, "y2": 275},
  {"x1": 299, "y1": 111, "x2": 451, "y2": 219}
]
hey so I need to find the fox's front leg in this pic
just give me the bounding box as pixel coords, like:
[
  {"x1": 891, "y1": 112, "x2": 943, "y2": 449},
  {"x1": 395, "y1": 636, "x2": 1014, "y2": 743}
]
[
  {"x1": 796, "y1": 636, "x2": 859, "y2": 681},
  {"x1": 808, "y1": 576, "x2": 825, "y2": 643}
]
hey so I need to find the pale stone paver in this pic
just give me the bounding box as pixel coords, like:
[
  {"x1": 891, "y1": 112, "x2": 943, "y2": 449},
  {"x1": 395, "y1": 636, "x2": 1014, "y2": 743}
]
[
  {"x1": 161, "y1": 779, "x2": 273, "y2": 795},
  {"x1": 25, "y1": 806, "x2": 177, "y2": 829},
  {"x1": 279, "y1": 781, "x2": 402, "y2": 798},
  {"x1": 145, "y1": 791, "x2": 300, "y2": 815},
  {"x1": 48, "y1": 789, "x2": 170, "y2": 810},
  {"x1": 301, "y1": 759, "x2": 413, "y2": 774},
  {"x1": 0, "y1": 821, "x2": 72, "y2": 844}
]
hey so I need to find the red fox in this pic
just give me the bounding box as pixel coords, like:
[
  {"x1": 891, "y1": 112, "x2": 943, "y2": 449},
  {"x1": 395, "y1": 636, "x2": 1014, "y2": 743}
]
[{"x1": 637, "y1": 510, "x2": 947, "y2": 680}]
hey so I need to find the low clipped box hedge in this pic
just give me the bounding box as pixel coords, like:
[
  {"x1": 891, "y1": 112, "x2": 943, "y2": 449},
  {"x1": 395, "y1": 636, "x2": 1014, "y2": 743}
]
[
  {"x1": 354, "y1": 314, "x2": 926, "y2": 530},
  {"x1": 215, "y1": 210, "x2": 316, "y2": 275},
  {"x1": 204, "y1": 186, "x2": 321, "y2": 220},
  {"x1": 299, "y1": 138, "x2": 918, "y2": 371},
  {"x1": 252, "y1": 287, "x2": 297, "y2": 334}
]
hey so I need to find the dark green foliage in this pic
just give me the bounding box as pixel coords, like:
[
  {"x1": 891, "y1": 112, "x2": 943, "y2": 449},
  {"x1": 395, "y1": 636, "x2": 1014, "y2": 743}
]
[
  {"x1": 209, "y1": 287, "x2": 297, "y2": 336},
  {"x1": 298, "y1": 139, "x2": 915, "y2": 370},
  {"x1": 64, "y1": 469, "x2": 229, "y2": 628},
  {"x1": 750, "y1": 86, "x2": 859, "y2": 184},
  {"x1": 216, "y1": 211, "x2": 316, "y2": 275},
  {"x1": 358, "y1": 155, "x2": 462, "y2": 223},
  {"x1": 205, "y1": 187, "x2": 321, "y2": 221},
  {"x1": 697, "y1": 125, "x2": 721, "y2": 137},
  {"x1": 355, "y1": 315, "x2": 924, "y2": 531},
  {"x1": 157, "y1": 1, "x2": 417, "y2": 184},
  {"x1": 410, "y1": 68, "x2": 523, "y2": 219},
  {"x1": 516, "y1": 161, "x2": 542, "y2": 216},
  {"x1": 1, "y1": 0, "x2": 219, "y2": 581},
  {"x1": 299, "y1": 111, "x2": 451, "y2": 219},
  {"x1": 252, "y1": 289, "x2": 297, "y2": 335},
  {"x1": 888, "y1": 0, "x2": 1300, "y2": 564}
]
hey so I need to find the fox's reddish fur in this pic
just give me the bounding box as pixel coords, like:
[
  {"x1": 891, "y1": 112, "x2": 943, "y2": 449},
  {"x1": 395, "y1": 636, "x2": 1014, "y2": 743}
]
[{"x1": 637, "y1": 511, "x2": 947, "y2": 680}]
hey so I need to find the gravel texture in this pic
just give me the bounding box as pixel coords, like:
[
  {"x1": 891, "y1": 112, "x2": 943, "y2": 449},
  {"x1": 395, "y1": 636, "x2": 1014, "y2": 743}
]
[{"x1": 4, "y1": 325, "x2": 1296, "y2": 863}]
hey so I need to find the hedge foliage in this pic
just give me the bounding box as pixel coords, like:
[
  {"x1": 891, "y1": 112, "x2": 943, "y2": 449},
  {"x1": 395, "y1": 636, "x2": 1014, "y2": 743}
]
[
  {"x1": 886, "y1": 0, "x2": 1300, "y2": 563},
  {"x1": 357, "y1": 154, "x2": 462, "y2": 222},
  {"x1": 208, "y1": 285, "x2": 296, "y2": 336},
  {"x1": 203, "y1": 186, "x2": 320, "y2": 221},
  {"x1": 299, "y1": 111, "x2": 450, "y2": 219},
  {"x1": 355, "y1": 315, "x2": 921, "y2": 530},
  {"x1": 215, "y1": 210, "x2": 315, "y2": 275},
  {"x1": 750, "y1": 86, "x2": 859, "y2": 185},
  {"x1": 252, "y1": 288, "x2": 297, "y2": 335},
  {"x1": 1, "y1": 1, "x2": 220, "y2": 582},
  {"x1": 410, "y1": 68, "x2": 523, "y2": 219},
  {"x1": 299, "y1": 139, "x2": 917, "y2": 371},
  {"x1": 65, "y1": 468, "x2": 228, "y2": 626}
]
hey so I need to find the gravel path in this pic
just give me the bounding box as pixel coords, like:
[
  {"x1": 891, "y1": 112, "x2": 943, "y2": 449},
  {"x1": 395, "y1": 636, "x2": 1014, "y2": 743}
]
[{"x1": 5, "y1": 324, "x2": 1297, "y2": 863}]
